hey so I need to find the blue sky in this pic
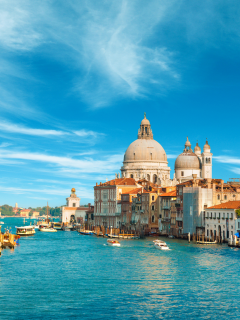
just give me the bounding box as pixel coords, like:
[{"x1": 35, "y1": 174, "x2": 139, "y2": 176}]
[{"x1": 0, "y1": 0, "x2": 240, "y2": 208}]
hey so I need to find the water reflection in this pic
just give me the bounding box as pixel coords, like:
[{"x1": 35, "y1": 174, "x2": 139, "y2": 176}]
[{"x1": 1, "y1": 218, "x2": 240, "y2": 319}]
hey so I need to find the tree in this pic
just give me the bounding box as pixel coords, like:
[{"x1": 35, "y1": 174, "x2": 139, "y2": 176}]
[{"x1": 236, "y1": 209, "x2": 240, "y2": 217}]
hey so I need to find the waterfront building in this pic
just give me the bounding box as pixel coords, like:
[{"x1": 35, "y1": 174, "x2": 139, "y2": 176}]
[
  {"x1": 62, "y1": 188, "x2": 92, "y2": 224},
  {"x1": 121, "y1": 114, "x2": 176, "y2": 186},
  {"x1": 94, "y1": 178, "x2": 140, "y2": 228},
  {"x1": 205, "y1": 201, "x2": 240, "y2": 241},
  {"x1": 19, "y1": 209, "x2": 31, "y2": 217},
  {"x1": 85, "y1": 203, "x2": 94, "y2": 229},
  {"x1": 175, "y1": 138, "x2": 212, "y2": 183},
  {"x1": 32, "y1": 211, "x2": 40, "y2": 218},
  {"x1": 120, "y1": 187, "x2": 142, "y2": 229},
  {"x1": 158, "y1": 190, "x2": 177, "y2": 235}
]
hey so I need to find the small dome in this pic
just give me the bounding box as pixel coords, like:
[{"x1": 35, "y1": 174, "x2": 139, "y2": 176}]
[
  {"x1": 194, "y1": 142, "x2": 201, "y2": 152},
  {"x1": 204, "y1": 140, "x2": 210, "y2": 150},
  {"x1": 124, "y1": 139, "x2": 167, "y2": 162},
  {"x1": 141, "y1": 118, "x2": 150, "y2": 125},
  {"x1": 175, "y1": 152, "x2": 201, "y2": 170}
]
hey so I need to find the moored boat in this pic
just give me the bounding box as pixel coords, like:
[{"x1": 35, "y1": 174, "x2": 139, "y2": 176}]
[
  {"x1": 39, "y1": 225, "x2": 57, "y2": 232},
  {"x1": 52, "y1": 222, "x2": 62, "y2": 230},
  {"x1": 79, "y1": 230, "x2": 93, "y2": 235},
  {"x1": 107, "y1": 239, "x2": 120, "y2": 246},
  {"x1": 16, "y1": 226, "x2": 35, "y2": 236},
  {"x1": 153, "y1": 240, "x2": 169, "y2": 250}
]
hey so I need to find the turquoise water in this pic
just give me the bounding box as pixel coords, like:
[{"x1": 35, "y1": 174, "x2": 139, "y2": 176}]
[{"x1": 0, "y1": 217, "x2": 240, "y2": 319}]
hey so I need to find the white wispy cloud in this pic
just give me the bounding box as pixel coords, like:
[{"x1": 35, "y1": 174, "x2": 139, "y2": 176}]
[
  {"x1": 214, "y1": 156, "x2": 240, "y2": 165},
  {"x1": 0, "y1": 121, "x2": 67, "y2": 136},
  {"x1": 0, "y1": 150, "x2": 123, "y2": 174}
]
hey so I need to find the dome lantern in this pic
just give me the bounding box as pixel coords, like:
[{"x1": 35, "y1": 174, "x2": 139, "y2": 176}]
[{"x1": 138, "y1": 113, "x2": 153, "y2": 140}]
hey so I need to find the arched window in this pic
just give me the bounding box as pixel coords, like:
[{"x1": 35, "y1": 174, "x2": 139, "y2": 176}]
[
  {"x1": 133, "y1": 153, "x2": 135, "y2": 160},
  {"x1": 147, "y1": 174, "x2": 150, "y2": 181},
  {"x1": 153, "y1": 174, "x2": 157, "y2": 183},
  {"x1": 130, "y1": 174, "x2": 134, "y2": 178},
  {"x1": 217, "y1": 194, "x2": 220, "y2": 200},
  {"x1": 224, "y1": 195, "x2": 227, "y2": 200},
  {"x1": 181, "y1": 171, "x2": 184, "y2": 177},
  {"x1": 152, "y1": 215, "x2": 155, "y2": 222}
]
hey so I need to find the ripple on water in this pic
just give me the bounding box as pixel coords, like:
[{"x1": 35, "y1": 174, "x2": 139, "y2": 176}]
[{"x1": 0, "y1": 219, "x2": 240, "y2": 319}]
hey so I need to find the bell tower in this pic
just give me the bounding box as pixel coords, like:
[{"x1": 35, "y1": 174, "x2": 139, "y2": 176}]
[{"x1": 201, "y1": 140, "x2": 212, "y2": 179}]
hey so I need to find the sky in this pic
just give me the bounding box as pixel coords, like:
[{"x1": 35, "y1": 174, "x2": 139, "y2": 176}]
[{"x1": 0, "y1": 0, "x2": 240, "y2": 208}]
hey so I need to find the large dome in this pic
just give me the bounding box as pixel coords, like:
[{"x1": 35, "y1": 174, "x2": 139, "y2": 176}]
[
  {"x1": 124, "y1": 139, "x2": 167, "y2": 162},
  {"x1": 175, "y1": 152, "x2": 200, "y2": 169}
]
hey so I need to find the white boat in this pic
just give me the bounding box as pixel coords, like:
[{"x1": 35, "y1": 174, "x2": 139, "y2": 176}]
[
  {"x1": 0, "y1": 221, "x2": 4, "y2": 225},
  {"x1": 16, "y1": 226, "x2": 35, "y2": 236},
  {"x1": 153, "y1": 240, "x2": 170, "y2": 250},
  {"x1": 107, "y1": 239, "x2": 121, "y2": 247},
  {"x1": 39, "y1": 226, "x2": 57, "y2": 232}
]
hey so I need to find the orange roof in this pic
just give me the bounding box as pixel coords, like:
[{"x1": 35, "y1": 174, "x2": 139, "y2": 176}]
[
  {"x1": 20, "y1": 209, "x2": 31, "y2": 212},
  {"x1": 122, "y1": 188, "x2": 142, "y2": 195},
  {"x1": 207, "y1": 201, "x2": 240, "y2": 210},
  {"x1": 96, "y1": 178, "x2": 137, "y2": 187},
  {"x1": 160, "y1": 190, "x2": 177, "y2": 197}
]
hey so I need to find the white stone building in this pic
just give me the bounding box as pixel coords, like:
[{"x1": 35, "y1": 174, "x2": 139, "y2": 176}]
[
  {"x1": 121, "y1": 114, "x2": 174, "y2": 186},
  {"x1": 205, "y1": 201, "x2": 240, "y2": 241},
  {"x1": 61, "y1": 188, "x2": 89, "y2": 224},
  {"x1": 175, "y1": 137, "x2": 212, "y2": 183}
]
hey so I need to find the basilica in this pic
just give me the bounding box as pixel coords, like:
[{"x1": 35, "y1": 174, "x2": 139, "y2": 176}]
[{"x1": 121, "y1": 114, "x2": 212, "y2": 185}]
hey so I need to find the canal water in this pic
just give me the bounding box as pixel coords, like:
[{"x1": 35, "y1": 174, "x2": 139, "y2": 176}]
[{"x1": 0, "y1": 218, "x2": 240, "y2": 319}]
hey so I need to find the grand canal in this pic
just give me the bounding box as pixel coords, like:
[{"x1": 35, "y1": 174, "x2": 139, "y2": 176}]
[{"x1": 0, "y1": 218, "x2": 240, "y2": 319}]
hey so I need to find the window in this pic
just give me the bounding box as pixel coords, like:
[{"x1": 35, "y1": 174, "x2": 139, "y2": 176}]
[
  {"x1": 152, "y1": 215, "x2": 154, "y2": 222},
  {"x1": 145, "y1": 127, "x2": 147, "y2": 133},
  {"x1": 152, "y1": 196, "x2": 154, "y2": 201},
  {"x1": 233, "y1": 194, "x2": 236, "y2": 198},
  {"x1": 224, "y1": 195, "x2": 227, "y2": 200},
  {"x1": 214, "y1": 212, "x2": 216, "y2": 218},
  {"x1": 181, "y1": 171, "x2": 184, "y2": 177},
  {"x1": 210, "y1": 212, "x2": 212, "y2": 218},
  {"x1": 227, "y1": 213, "x2": 229, "y2": 219},
  {"x1": 207, "y1": 212, "x2": 209, "y2": 218},
  {"x1": 130, "y1": 174, "x2": 133, "y2": 178},
  {"x1": 231, "y1": 213, "x2": 233, "y2": 219},
  {"x1": 223, "y1": 213, "x2": 225, "y2": 218},
  {"x1": 150, "y1": 153, "x2": 152, "y2": 160},
  {"x1": 217, "y1": 194, "x2": 220, "y2": 200},
  {"x1": 218, "y1": 212, "x2": 221, "y2": 219},
  {"x1": 207, "y1": 230, "x2": 209, "y2": 236},
  {"x1": 152, "y1": 205, "x2": 154, "y2": 210},
  {"x1": 134, "y1": 153, "x2": 135, "y2": 160},
  {"x1": 73, "y1": 203, "x2": 76, "y2": 207},
  {"x1": 159, "y1": 214, "x2": 162, "y2": 218}
]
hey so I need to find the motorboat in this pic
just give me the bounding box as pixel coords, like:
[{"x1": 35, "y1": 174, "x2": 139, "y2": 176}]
[
  {"x1": 168, "y1": 235, "x2": 175, "y2": 239},
  {"x1": 16, "y1": 226, "x2": 35, "y2": 236},
  {"x1": 52, "y1": 222, "x2": 62, "y2": 230},
  {"x1": 79, "y1": 229, "x2": 93, "y2": 235},
  {"x1": 153, "y1": 240, "x2": 170, "y2": 250},
  {"x1": 39, "y1": 225, "x2": 57, "y2": 232},
  {"x1": 107, "y1": 239, "x2": 121, "y2": 247}
]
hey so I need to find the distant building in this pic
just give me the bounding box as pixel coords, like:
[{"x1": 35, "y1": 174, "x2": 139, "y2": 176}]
[
  {"x1": 20, "y1": 209, "x2": 31, "y2": 217},
  {"x1": 61, "y1": 188, "x2": 93, "y2": 225},
  {"x1": 32, "y1": 211, "x2": 40, "y2": 218}
]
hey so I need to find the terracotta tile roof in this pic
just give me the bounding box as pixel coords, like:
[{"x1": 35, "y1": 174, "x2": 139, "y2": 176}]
[
  {"x1": 97, "y1": 178, "x2": 137, "y2": 187},
  {"x1": 207, "y1": 201, "x2": 240, "y2": 210},
  {"x1": 159, "y1": 190, "x2": 177, "y2": 197},
  {"x1": 122, "y1": 188, "x2": 142, "y2": 195}
]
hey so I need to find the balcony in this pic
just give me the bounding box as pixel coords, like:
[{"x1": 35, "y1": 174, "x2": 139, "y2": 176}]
[
  {"x1": 162, "y1": 205, "x2": 170, "y2": 210},
  {"x1": 176, "y1": 217, "x2": 182, "y2": 221}
]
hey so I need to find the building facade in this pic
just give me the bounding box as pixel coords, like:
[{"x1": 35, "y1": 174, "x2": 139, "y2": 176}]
[{"x1": 205, "y1": 201, "x2": 240, "y2": 241}]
